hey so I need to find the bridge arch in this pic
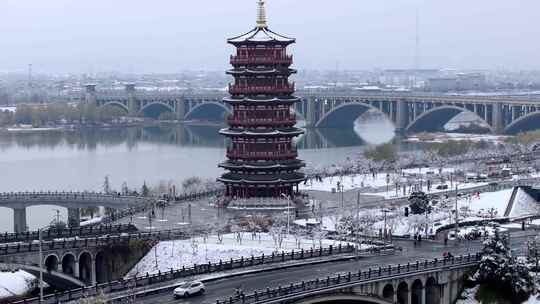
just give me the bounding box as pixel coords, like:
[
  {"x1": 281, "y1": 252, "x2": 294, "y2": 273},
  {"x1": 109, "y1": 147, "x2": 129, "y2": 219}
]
[
  {"x1": 294, "y1": 294, "x2": 392, "y2": 304},
  {"x1": 382, "y1": 283, "x2": 395, "y2": 302},
  {"x1": 44, "y1": 254, "x2": 59, "y2": 272},
  {"x1": 504, "y1": 111, "x2": 540, "y2": 134},
  {"x1": 61, "y1": 252, "x2": 76, "y2": 275},
  {"x1": 95, "y1": 251, "x2": 108, "y2": 284},
  {"x1": 411, "y1": 279, "x2": 423, "y2": 304},
  {"x1": 78, "y1": 251, "x2": 93, "y2": 284},
  {"x1": 184, "y1": 101, "x2": 231, "y2": 122},
  {"x1": 138, "y1": 102, "x2": 175, "y2": 118},
  {"x1": 406, "y1": 105, "x2": 493, "y2": 134},
  {"x1": 425, "y1": 277, "x2": 440, "y2": 304},
  {"x1": 315, "y1": 102, "x2": 393, "y2": 129},
  {"x1": 101, "y1": 101, "x2": 129, "y2": 113},
  {"x1": 397, "y1": 281, "x2": 409, "y2": 304}
]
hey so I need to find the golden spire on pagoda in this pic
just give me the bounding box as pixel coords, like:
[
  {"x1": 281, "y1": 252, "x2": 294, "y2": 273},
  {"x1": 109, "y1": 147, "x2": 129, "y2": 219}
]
[{"x1": 256, "y1": 0, "x2": 268, "y2": 28}]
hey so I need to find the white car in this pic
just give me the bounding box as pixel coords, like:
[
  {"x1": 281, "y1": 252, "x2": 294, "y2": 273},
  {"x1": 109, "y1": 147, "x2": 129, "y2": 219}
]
[{"x1": 173, "y1": 281, "x2": 205, "y2": 298}]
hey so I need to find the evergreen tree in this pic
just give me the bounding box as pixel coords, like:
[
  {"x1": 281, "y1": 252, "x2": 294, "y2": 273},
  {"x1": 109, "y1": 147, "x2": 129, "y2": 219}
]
[
  {"x1": 103, "y1": 175, "x2": 111, "y2": 194},
  {"x1": 475, "y1": 229, "x2": 534, "y2": 302},
  {"x1": 141, "y1": 181, "x2": 150, "y2": 197},
  {"x1": 408, "y1": 191, "x2": 429, "y2": 214}
]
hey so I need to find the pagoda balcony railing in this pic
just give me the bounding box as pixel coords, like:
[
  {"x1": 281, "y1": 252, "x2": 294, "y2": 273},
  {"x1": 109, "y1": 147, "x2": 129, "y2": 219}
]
[
  {"x1": 226, "y1": 115, "x2": 296, "y2": 126},
  {"x1": 229, "y1": 84, "x2": 295, "y2": 95},
  {"x1": 230, "y1": 55, "x2": 293, "y2": 65},
  {"x1": 226, "y1": 149, "x2": 298, "y2": 160}
]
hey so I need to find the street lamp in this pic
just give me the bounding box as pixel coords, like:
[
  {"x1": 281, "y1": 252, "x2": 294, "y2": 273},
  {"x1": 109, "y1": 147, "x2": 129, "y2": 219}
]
[
  {"x1": 281, "y1": 193, "x2": 291, "y2": 236},
  {"x1": 381, "y1": 209, "x2": 390, "y2": 241}
]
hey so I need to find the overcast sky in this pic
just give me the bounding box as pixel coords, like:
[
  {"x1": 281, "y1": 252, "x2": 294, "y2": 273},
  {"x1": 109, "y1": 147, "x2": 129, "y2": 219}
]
[{"x1": 0, "y1": 0, "x2": 539, "y2": 74}]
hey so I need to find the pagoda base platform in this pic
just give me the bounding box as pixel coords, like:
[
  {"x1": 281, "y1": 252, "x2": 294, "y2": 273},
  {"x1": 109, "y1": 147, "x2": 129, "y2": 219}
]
[{"x1": 221, "y1": 196, "x2": 307, "y2": 212}]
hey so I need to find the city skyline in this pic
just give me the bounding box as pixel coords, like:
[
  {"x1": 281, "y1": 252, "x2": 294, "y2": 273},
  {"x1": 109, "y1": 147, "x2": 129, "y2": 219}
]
[{"x1": 0, "y1": 0, "x2": 539, "y2": 73}]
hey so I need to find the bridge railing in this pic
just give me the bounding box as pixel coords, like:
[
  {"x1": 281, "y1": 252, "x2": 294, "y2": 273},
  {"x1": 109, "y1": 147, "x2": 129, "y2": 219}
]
[
  {"x1": 214, "y1": 253, "x2": 482, "y2": 304},
  {"x1": 11, "y1": 243, "x2": 395, "y2": 304},
  {"x1": 0, "y1": 229, "x2": 190, "y2": 256},
  {"x1": 0, "y1": 224, "x2": 138, "y2": 244},
  {"x1": 0, "y1": 191, "x2": 151, "y2": 205}
]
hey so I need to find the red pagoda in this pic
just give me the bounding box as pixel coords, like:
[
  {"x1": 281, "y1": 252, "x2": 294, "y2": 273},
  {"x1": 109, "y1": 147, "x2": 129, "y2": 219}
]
[{"x1": 218, "y1": 0, "x2": 305, "y2": 208}]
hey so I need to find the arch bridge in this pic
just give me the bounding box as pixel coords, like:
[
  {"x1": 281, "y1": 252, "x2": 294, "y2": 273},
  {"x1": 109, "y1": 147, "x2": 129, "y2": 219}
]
[
  {"x1": 0, "y1": 229, "x2": 186, "y2": 288},
  {"x1": 216, "y1": 254, "x2": 480, "y2": 304},
  {"x1": 80, "y1": 85, "x2": 540, "y2": 135},
  {"x1": 0, "y1": 191, "x2": 153, "y2": 233}
]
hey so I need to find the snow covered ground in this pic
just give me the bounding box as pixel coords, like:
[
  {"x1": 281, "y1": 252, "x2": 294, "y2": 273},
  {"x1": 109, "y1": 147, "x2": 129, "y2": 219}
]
[
  {"x1": 299, "y1": 169, "x2": 489, "y2": 201},
  {"x1": 457, "y1": 189, "x2": 513, "y2": 218},
  {"x1": 299, "y1": 173, "x2": 397, "y2": 192},
  {"x1": 0, "y1": 107, "x2": 16, "y2": 113},
  {"x1": 369, "y1": 181, "x2": 489, "y2": 199},
  {"x1": 80, "y1": 216, "x2": 103, "y2": 227},
  {"x1": 127, "y1": 233, "x2": 361, "y2": 277},
  {"x1": 0, "y1": 271, "x2": 36, "y2": 299},
  {"x1": 300, "y1": 188, "x2": 515, "y2": 237}
]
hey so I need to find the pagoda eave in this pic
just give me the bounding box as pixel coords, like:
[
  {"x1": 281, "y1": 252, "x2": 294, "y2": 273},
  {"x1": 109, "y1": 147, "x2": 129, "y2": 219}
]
[
  {"x1": 223, "y1": 96, "x2": 300, "y2": 105},
  {"x1": 218, "y1": 174, "x2": 306, "y2": 185},
  {"x1": 219, "y1": 128, "x2": 304, "y2": 137},
  {"x1": 219, "y1": 160, "x2": 305, "y2": 170},
  {"x1": 227, "y1": 68, "x2": 297, "y2": 76}
]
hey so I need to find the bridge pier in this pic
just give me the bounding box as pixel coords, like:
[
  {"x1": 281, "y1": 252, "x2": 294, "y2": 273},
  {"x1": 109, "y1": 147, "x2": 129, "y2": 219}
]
[
  {"x1": 492, "y1": 102, "x2": 504, "y2": 134},
  {"x1": 68, "y1": 208, "x2": 80, "y2": 228},
  {"x1": 84, "y1": 84, "x2": 97, "y2": 104},
  {"x1": 304, "y1": 96, "x2": 319, "y2": 128},
  {"x1": 13, "y1": 207, "x2": 27, "y2": 233},
  {"x1": 126, "y1": 84, "x2": 138, "y2": 116},
  {"x1": 176, "y1": 97, "x2": 186, "y2": 120},
  {"x1": 395, "y1": 99, "x2": 409, "y2": 135}
]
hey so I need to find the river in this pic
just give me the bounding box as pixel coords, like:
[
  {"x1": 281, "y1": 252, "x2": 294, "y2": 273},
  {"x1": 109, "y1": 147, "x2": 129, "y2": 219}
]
[{"x1": 0, "y1": 115, "x2": 492, "y2": 232}]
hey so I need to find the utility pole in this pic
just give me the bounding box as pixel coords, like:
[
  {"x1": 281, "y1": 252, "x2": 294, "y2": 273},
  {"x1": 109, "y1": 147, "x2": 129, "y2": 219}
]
[
  {"x1": 341, "y1": 184, "x2": 344, "y2": 208},
  {"x1": 355, "y1": 192, "x2": 360, "y2": 259},
  {"x1": 454, "y1": 184, "x2": 459, "y2": 239},
  {"x1": 38, "y1": 229, "x2": 43, "y2": 302},
  {"x1": 413, "y1": 9, "x2": 420, "y2": 88}
]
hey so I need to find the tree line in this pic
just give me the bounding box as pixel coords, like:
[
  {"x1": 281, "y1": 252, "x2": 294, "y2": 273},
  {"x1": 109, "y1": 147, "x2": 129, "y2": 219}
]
[{"x1": 0, "y1": 102, "x2": 126, "y2": 127}]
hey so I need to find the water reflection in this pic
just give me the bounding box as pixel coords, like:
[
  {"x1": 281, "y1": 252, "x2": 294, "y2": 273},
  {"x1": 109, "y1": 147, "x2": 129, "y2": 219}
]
[{"x1": 0, "y1": 122, "x2": 394, "y2": 152}]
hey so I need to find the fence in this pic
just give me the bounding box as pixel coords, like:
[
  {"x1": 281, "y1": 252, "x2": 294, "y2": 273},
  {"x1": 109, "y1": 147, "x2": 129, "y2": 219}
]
[
  {"x1": 214, "y1": 253, "x2": 481, "y2": 304},
  {"x1": 12, "y1": 243, "x2": 394, "y2": 304},
  {"x1": 100, "y1": 188, "x2": 224, "y2": 225}
]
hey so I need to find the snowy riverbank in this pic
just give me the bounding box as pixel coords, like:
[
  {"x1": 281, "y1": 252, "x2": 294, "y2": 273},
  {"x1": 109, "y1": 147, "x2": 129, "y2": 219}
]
[{"x1": 0, "y1": 270, "x2": 37, "y2": 300}]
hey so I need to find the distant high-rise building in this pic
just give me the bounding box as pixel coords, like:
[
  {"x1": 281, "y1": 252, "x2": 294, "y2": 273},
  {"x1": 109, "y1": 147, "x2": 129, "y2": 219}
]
[{"x1": 218, "y1": 0, "x2": 305, "y2": 208}]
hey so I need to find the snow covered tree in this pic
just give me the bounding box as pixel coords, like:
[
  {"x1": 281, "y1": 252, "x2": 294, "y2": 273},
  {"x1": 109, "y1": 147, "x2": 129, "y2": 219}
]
[
  {"x1": 475, "y1": 229, "x2": 534, "y2": 302},
  {"x1": 103, "y1": 175, "x2": 111, "y2": 194},
  {"x1": 141, "y1": 181, "x2": 150, "y2": 197},
  {"x1": 408, "y1": 191, "x2": 429, "y2": 214},
  {"x1": 121, "y1": 181, "x2": 129, "y2": 195}
]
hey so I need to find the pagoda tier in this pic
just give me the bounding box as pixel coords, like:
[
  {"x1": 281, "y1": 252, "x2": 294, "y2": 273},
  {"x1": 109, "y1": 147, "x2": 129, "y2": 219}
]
[{"x1": 218, "y1": 1, "x2": 305, "y2": 202}]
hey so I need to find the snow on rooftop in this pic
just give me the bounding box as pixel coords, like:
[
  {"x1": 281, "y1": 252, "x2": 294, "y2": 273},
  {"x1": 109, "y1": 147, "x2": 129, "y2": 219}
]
[
  {"x1": 508, "y1": 188, "x2": 540, "y2": 218},
  {"x1": 228, "y1": 27, "x2": 295, "y2": 44}
]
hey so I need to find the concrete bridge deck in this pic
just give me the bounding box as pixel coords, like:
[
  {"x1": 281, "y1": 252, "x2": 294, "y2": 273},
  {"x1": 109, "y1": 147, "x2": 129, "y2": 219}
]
[{"x1": 74, "y1": 85, "x2": 540, "y2": 134}]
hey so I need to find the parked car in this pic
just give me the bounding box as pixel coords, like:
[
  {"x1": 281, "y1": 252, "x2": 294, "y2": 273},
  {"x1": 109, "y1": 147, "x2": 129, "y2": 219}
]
[{"x1": 173, "y1": 281, "x2": 205, "y2": 298}]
